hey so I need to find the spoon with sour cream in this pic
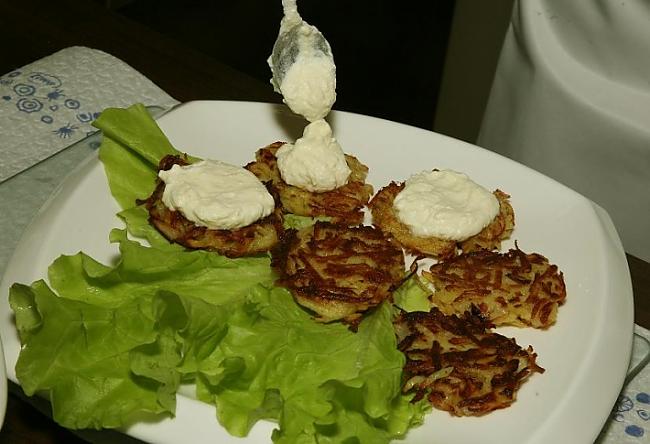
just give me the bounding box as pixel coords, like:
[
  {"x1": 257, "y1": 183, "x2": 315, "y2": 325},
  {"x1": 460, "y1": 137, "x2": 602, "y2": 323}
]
[{"x1": 268, "y1": 0, "x2": 336, "y2": 122}]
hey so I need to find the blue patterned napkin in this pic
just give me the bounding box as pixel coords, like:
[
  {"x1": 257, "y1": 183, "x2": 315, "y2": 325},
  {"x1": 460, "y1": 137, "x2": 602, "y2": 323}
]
[{"x1": 0, "y1": 46, "x2": 178, "y2": 182}]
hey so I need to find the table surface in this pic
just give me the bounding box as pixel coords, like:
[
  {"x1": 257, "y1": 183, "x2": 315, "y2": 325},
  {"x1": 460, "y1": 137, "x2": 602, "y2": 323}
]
[{"x1": 1, "y1": 0, "x2": 648, "y2": 443}]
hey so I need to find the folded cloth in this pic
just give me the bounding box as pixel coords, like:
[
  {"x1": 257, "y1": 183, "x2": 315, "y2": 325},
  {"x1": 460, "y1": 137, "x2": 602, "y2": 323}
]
[
  {"x1": 477, "y1": 1, "x2": 650, "y2": 262},
  {"x1": 597, "y1": 324, "x2": 650, "y2": 443},
  {"x1": 0, "y1": 46, "x2": 179, "y2": 182}
]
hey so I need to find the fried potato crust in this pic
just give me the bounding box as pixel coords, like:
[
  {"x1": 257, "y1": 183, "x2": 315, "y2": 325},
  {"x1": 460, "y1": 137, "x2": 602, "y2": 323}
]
[
  {"x1": 368, "y1": 182, "x2": 514, "y2": 259},
  {"x1": 395, "y1": 308, "x2": 544, "y2": 416},
  {"x1": 245, "y1": 142, "x2": 374, "y2": 225},
  {"x1": 142, "y1": 155, "x2": 283, "y2": 258},
  {"x1": 422, "y1": 247, "x2": 566, "y2": 329},
  {"x1": 272, "y1": 221, "x2": 405, "y2": 326},
  {"x1": 461, "y1": 190, "x2": 515, "y2": 253}
]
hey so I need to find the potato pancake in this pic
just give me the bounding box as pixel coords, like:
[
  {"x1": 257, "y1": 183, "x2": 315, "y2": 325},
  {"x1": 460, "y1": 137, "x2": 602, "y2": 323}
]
[
  {"x1": 272, "y1": 221, "x2": 405, "y2": 326},
  {"x1": 395, "y1": 308, "x2": 544, "y2": 416},
  {"x1": 368, "y1": 182, "x2": 514, "y2": 259},
  {"x1": 422, "y1": 247, "x2": 566, "y2": 329},
  {"x1": 142, "y1": 155, "x2": 283, "y2": 258},
  {"x1": 245, "y1": 142, "x2": 373, "y2": 225}
]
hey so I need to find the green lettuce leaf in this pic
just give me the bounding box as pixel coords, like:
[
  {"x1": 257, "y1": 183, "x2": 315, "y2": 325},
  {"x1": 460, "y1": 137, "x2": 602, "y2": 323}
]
[
  {"x1": 117, "y1": 206, "x2": 183, "y2": 251},
  {"x1": 283, "y1": 214, "x2": 332, "y2": 230},
  {"x1": 9, "y1": 228, "x2": 274, "y2": 429},
  {"x1": 129, "y1": 291, "x2": 189, "y2": 413},
  {"x1": 93, "y1": 103, "x2": 183, "y2": 215},
  {"x1": 9, "y1": 282, "x2": 175, "y2": 429},
  {"x1": 94, "y1": 103, "x2": 179, "y2": 168},
  {"x1": 195, "y1": 285, "x2": 423, "y2": 443},
  {"x1": 48, "y1": 229, "x2": 275, "y2": 308},
  {"x1": 393, "y1": 275, "x2": 433, "y2": 313}
]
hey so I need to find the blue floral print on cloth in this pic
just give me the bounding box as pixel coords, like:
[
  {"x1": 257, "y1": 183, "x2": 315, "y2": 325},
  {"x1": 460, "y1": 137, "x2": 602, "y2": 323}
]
[
  {"x1": 0, "y1": 46, "x2": 178, "y2": 182},
  {"x1": 611, "y1": 392, "x2": 649, "y2": 439},
  {"x1": 3, "y1": 71, "x2": 98, "y2": 139},
  {"x1": 597, "y1": 325, "x2": 650, "y2": 443}
]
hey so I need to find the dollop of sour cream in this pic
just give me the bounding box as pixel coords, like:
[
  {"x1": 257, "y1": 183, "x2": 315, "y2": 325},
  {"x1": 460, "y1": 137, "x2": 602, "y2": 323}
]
[
  {"x1": 276, "y1": 119, "x2": 351, "y2": 192},
  {"x1": 269, "y1": 9, "x2": 336, "y2": 122},
  {"x1": 159, "y1": 160, "x2": 275, "y2": 230},
  {"x1": 393, "y1": 170, "x2": 500, "y2": 240},
  {"x1": 279, "y1": 28, "x2": 336, "y2": 122}
]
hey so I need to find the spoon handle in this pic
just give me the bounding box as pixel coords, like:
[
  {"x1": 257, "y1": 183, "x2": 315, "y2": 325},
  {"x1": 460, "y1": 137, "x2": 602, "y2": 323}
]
[
  {"x1": 282, "y1": 0, "x2": 300, "y2": 17},
  {"x1": 282, "y1": 0, "x2": 298, "y2": 17}
]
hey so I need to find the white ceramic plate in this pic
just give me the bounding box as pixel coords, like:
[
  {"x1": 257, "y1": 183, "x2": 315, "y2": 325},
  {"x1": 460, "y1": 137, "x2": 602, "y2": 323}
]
[{"x1": 0, "y1": 101, "x2": 634, "y2": 443}]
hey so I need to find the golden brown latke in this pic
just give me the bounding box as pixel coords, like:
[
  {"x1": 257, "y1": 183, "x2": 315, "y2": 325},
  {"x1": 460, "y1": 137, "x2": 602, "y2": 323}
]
[
  {"x1": 394, "y1": 308, "x2": 544, "y2": 416},
  {"x1": 142, "y1": 154, "x2": 283, "y2": 258},
  {"x1": 422, "y1": 247, "x2": 566, "y2": 329},
  {"x1": 272, "y1": 221, "x2": 405, "y2": 326},
  {"x1": 245, "y1": 142, "x2": 373, "y2": 225},
  {"x1": 368, "y1": 182, "x2": 514, "y2": 260}
]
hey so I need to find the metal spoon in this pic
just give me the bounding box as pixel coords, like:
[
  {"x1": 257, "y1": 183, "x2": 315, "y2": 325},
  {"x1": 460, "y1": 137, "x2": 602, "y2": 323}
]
[{"x1": 268, "y1": 0, "x2": 333, "y2": 92}]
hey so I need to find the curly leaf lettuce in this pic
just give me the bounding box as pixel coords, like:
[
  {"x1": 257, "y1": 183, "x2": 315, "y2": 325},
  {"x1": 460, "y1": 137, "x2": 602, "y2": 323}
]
[
  {"x1": 8, "y1": 228, "x2": 274, "y2": 429},
  {"x1": 9, "y1": 282, "x2": 177, "y2": 429},
  {"x1": 117, "y1": 205, "x2": 182, "y2": 251},
  {"x1": 393, "y1": 275, "x2": 434, "y2": 313},
  {"x1": 48, "y1": 229, "x2": 275, "y2": 308},
  {"x1": 195, "y1": 286, "x2": 426, "y2": 444}
]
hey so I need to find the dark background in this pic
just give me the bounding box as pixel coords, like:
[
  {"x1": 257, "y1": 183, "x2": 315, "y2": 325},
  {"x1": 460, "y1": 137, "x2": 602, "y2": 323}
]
[{"x1": 117, "y1": 0, "x2": 455, "y2": 130}]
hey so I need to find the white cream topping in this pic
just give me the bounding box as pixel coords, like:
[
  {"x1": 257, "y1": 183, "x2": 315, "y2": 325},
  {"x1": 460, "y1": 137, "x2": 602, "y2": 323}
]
[
  {"x1": 276, "y1": 119, "x2": 351, "y2": 192},
  {"x1": 393, "y1": 170, "x2": 500, "y2": 240},
  {"x1": 269, "y1": 7, "x2": 336, "y2": 122},
  {"x1": 278, "y1": 30, "x2": 336, "y2": 122},
  {"x1": 158, "y1": 160, "x2": 275, "y2": 230}
]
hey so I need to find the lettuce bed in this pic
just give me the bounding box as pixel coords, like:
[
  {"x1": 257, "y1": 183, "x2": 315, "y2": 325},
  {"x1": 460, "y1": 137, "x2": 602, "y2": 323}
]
[{"x1": 9, "y1": 104, "x2": 427, "y2": 443}]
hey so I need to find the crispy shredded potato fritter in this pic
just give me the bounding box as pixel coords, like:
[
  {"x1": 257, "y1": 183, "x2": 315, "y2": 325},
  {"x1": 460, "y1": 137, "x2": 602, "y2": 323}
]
[
  {"x1": 422, "y1": 247, "x2": 566, "y2": 329},
  {"x1": 368, "y1": 182, "x2": 514, "y2": 259},
  {"x1": 272, "y1": 221, "x2": 405, "y2": 327},
  {"x1": 245, "y1": 142, "x2": 373, "y2": 225},
  {"x1": 142, "y1": 154, "x2": 283, "y2": 258},
  {"x1": 395, "y1": 308, "x2": 544, "y2": 416}
]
